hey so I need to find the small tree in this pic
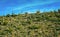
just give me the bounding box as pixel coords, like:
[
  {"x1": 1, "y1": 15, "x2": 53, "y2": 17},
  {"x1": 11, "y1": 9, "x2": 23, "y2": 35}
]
[
  {"x1": 36, "y1": 10, "x2": 40, "y2": 15},
  {"x1": 6, "y1": 14, "x2": 10, "y2": 17},
  {"x1": 58, "y1": 9, "x2": 60, "y2": 13},
  {"x1": 25, "y1": 12, "x2": 28, "y2": 17},
  {"x1": 11, "y1": 13, "x2": 17, "y2": 17}
]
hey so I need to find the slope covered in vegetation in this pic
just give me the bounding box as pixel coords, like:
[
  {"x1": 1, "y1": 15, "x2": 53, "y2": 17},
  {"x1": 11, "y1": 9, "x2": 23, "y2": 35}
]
[{"x1": 0, "y1": 10, "x2": 60, "y2": 37}]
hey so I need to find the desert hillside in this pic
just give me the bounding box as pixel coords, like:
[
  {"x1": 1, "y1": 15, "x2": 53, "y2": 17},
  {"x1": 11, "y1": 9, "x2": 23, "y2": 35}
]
[{"x1": 0, "y1": 10, "x2": 60, "y2": 37}]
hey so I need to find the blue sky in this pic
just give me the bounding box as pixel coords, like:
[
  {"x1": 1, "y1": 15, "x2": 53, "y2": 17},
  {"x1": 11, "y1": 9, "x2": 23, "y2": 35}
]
[{"x1": 0, "y1": 0, "x2": 60, "y2": 16}]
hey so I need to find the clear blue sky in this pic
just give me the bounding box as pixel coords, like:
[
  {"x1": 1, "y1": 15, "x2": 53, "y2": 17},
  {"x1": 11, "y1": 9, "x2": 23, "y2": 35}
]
[{"x1": 0, "y1": 0, "x2": 60, "y2": 16}]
